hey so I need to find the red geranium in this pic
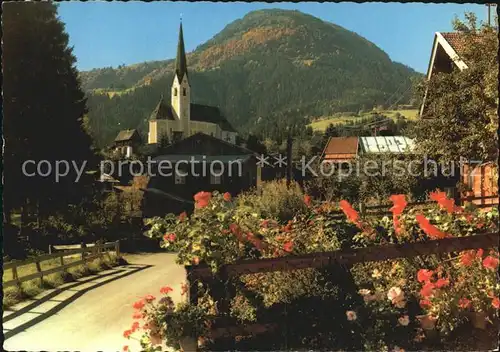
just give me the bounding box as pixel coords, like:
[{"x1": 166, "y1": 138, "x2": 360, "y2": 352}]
[
  {"x1": 123, "y1": 346, "x2": 129, "y2": 352},
  {"x1": 435, "y1": 278, "x2": 449, "y2": 288},
  {"x1": 419, "y1": 299, "x2": 432, "y2": 308},
  {"x1": 460, "y1": 251, "x2": 475, "y2": 266},
  {"x1": 476, "y1": 248, "x2": 484, "y2": 258},
  {"x1": 131, "y1": 321, "x2": 140, "y2": 332},
  {"x1": 178, "y1": 211, "x2": 187, "y2": 222},
  {"x1": 223, "y1": 192, "x2": 232, "y2": 201},
  {"x1": 133, "y1": 300, "x2": 145, "y2": 310},
  {"x1": 458, "y1": 298, "x2": 472, "y2": 309},
  {"x1": 132, "y1": 311, "x2": 144, "y2": 319},
  {"x1": 194, "y1": 191, "x2": 212, "y2": 208},
  {"x1": 304, "y1": 195, "x2": 312, "y2": 207},
  {"x1": 144, "y1": 294, "x2": 156, "y2": 303},
  {"x1": 492, "y1": 297, "x2": 500, "y2": 309},
  {"x1": 482, "y1": 256, "x2": 499, "y2": 270},
  {"x1": 163, "y1": 233, "x2": 176, "y2": 242},
  {"x1": 390, "y1": 195, "x2": 407, "y2": 235},
  {"x1": 123, "y1": 329, "x2": 132, "y2": 338},
  {"x1": 159, "y1": 286, "x2": 173, "y2": 294},
  {"x1": 339, "y1": 200, "x2": 362, "y2": 228},
  {"x1": 283, "y1": 241, "x2": 294, "y2": 253},
  {"x1": 415, "y1": 214, "x2": 449, "y2": 239},
  {"x1": 417, "y1": 269, "x2": 434, "y2": 283},
  {"x1": 420, "y1": 282, "x2": 435, "y2": 298}
]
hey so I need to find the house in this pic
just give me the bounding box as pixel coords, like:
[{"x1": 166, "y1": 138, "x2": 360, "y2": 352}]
[
  {"x1": 320, "y1": 136, "x2": 414, "y2": 163},
  {"x1": 147, "y1": 22, "x2": 237, "y2": 145},
  {"x1": 142, "y1": 132, "x2": 261, "y2": 216},
  {"x1": 419, "y1": 31, "x2": 498, "y2": 205},
  {"x1": 114, "y1": 129, "x2": 142, "y2": 158}
]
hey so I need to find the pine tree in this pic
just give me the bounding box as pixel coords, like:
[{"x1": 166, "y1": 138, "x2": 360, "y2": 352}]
[{"x1": 3, "y1": 2, "x2": 98, "y2": 226}]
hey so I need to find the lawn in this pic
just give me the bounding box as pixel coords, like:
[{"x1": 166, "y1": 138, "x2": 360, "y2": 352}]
[{"x1": 309, "y1": 109, "x2": 419, "y2": 131}]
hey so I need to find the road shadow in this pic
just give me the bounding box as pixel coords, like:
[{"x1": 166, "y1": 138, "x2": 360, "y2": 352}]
[{"x1": 3, "y1": 263, "x2": 152, "y2": 340}]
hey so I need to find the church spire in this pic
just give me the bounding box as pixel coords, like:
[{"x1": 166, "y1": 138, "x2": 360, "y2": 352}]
[{"x1": 175, "y1": 21, "x2": 188, "y2": 82}]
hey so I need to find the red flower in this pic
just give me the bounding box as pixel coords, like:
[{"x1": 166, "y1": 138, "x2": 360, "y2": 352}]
[
  {"x1": 283, "y1": 223, "x2": 292, "y2": 233},
  {"x1": 430, "y1": 191, "x2": 463, "y2": 214},
  {"x1": 304, "y1": 195, "x2": 312, "y2": 207},
  {"x1": 123, "y1": 329, "x2": 132, "y2": 338},
  {"x1": 339, "y1": 200, "x2": 362, "y2": 228},
  {"x1": 194, "y1": 191, "x2": 212, "y2": 208},
  {"x1": 420, "y1": 282, "x2": 435, "y2": 298},
  {"x1": 415, "y1": 214, "x2": 449, "y2": 239},
  {"x1": 492, "y1": 297, "x2": 500, "y2": 309},
  {"x1": 132, "y1": 311, "x2": 144, "y2": 319},
  {"x1": 178, "y1": 211, "x2": 187, "y2": 222},
  {"x1": 458, "y1": 298, "x2": 471, "y2": 309},
  {"x1": 435, "y1": 278, "x2": 449, "y2": 288},
  {"x1": 163, "y1": 233, "x2": 176, "y2": 242},
  {"x1": 482, "y1": 256, "x2": 499, "y2": 270},
  {"x1": 417, "y1": 269, "x2": 434, "y2": 283},
  {"x1": 389, "y1": 194, "x2": 408, "y2": 215},
  {"x1": 159, "y1": 286, "x2": 173, "y2": 294},
  {"x1": 460, "y1": 251, "x2": 475, "y2": 266},
  {"x1": 283, "y1": 241, "x2": 294, "y2": 253},
  {"x1": 123, "y1": 346, "x2": 129, "y2": 352},
  {"x1": 144, "y1": 294, "x2": 156, "y2": 302},
  {"x1": 419, "y1": 299, "x2": 432, "y2": 308},
  {"x1": 476, "y1": 248, "x2": 484, "y2": 258},
  {"x1": 261, "y1": 219, "x2": 270, "y2": 228},
  {"x1": 131, "y1": 321, "x2": 140, "y2": 332},
  {"x1": 133, "y1": 300, "x2": 145, "y2": 310},
  {"x1": 477, "y1": 222, "x2": 485, "y2": 229},
  {"x1": 223, "y1": 192, "x2": 232, "y2": 201}
]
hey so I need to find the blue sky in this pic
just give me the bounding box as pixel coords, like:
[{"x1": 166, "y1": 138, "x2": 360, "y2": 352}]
[{"x1": 57, "y1": 2, "x2": 488, "y2": 73}]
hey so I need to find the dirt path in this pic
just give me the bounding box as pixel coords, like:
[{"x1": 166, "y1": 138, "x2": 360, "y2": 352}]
[{"x1": 3, "y1": 252, "x2": 186, "y2": 352}]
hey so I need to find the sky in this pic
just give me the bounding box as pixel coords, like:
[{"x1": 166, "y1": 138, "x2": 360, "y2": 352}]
[{"x1": 57, "y1": 2, "x2": 489, "y2": 74}]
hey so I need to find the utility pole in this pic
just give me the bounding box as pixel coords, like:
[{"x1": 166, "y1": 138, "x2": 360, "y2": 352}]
[{"x1": 286, "y1": 127, "x2": 293, "y2": 188}]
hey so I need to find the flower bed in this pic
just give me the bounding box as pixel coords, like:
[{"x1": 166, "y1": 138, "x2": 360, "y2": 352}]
[{"x1": 136, "y1": 189, "x2": 498, "y2": 351}]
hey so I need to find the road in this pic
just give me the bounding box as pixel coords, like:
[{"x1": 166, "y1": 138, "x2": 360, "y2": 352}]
[{"x1": 3, "y1": 253, "x2": 186, "y2": 352}]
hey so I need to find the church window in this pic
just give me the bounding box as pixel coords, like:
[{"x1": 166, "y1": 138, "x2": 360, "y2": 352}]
[
  {"x1": 174, "y1": 88, "x2": 178, "y2": 96},
  {"x1": 183, "y1": 88, "x2": 186, "y2": 96}
]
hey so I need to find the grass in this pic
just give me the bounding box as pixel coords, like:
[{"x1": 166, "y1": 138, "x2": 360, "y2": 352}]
[
  {"x1": 2, "y1": 253, "x2": 121, "y2": 310},
  {"x1": 309, "y1": 109, "x2": 419, "y2": 131}
]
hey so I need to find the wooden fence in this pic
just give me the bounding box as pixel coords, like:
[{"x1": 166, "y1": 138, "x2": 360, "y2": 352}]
[
  {"x1": 185, "y1": 231, "x2": 499, "y2": 346},
  {"x1": 3, "y1": 240, "x2": 120, "y2": 289}
]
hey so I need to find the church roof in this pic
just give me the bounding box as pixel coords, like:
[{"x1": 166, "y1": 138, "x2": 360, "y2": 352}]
[
  {"x1": 149, "y1": 98, "x2": 237, "y2": 133},
  {"x1": 150, "y1": 96, "x2": 175, "y2": 121},
  {"x1": 175, "y1": 22, "x2": 188, "y2": 82},
  {"x1": 115, "y1": 129, "x2": 139, "y2": 142}
]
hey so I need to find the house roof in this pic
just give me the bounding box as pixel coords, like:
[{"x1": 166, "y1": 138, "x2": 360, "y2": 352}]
[
  {"x1": 441, "y1": 32, "x2": 468, "y2": 57},
  {"x1": 114, "y1": 129, "x2": 139, "y2": 142},
  {"x1": 149, "y1": 98, "x2": 236, "y2": 133},
  {"x1": 359, "y1": 136, "x2": 414, "y2": 153},
  {"x1": 322, "y1": 137, "x2": 359, "y2": 156},
  {"x1": 152, "y1": 154, "x2": 252, "y2": 163}
]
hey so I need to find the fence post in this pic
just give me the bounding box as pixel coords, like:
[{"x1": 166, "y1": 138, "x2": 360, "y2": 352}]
[
  {"x1": 12, "y1": 264, "x2": 19, "y2": 286},
  {"x1": 81, "y1": 242, "x2": 87, "y2": 260},
  {"x1": 35, "y1": 259, "x2": 43, "y2": 286},
  {"x1": 115, "y1": 240, "x2": 120, "y2": 258},
  {"x1": 60, "y1": 254, "x2": 64, "y2": 267}
]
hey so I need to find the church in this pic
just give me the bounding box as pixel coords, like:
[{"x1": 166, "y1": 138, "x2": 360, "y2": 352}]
[{"x1": 147, "y1": 23, "x2": 238, "y2": 145}]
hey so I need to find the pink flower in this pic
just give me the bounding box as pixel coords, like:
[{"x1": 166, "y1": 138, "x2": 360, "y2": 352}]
[
  {"x1": 346, "y1": 310, "x2": 357, "y2": 321},
  {"x1": 420, "y1": 282, "x2": 435, "y2": 298},
  {"x1": 123, "y1": 346, "x2": 129, "y2": 352},
  {"x1": 435, "y1": 278, "x2": 449, "y2": 288},
  {"x1": 123, "y1": 329, "x2": 132, "y2": 339},
  {"x1": 163, "y1": 233, "x2": 176, "y2": 242},
  {"x1": 460, "y1": 251, "x2": 475, "y2": 266},
  {"x1": 178, "y1": 211, "x2": 187, "y2": 222},
  {"x1": 398, "y1": 315, "x2": 410, "y2": 326},
  {"x1": 223, "y1": 192, "x2": 232, "y2": 201},
  {"x1": 387, "y1": 286, "x2": 405, "y2": 305},
  {"x1": 491, "y1": 297, "x2": 500, "y2": 309},
  {"x1": 131, "y1": 321, "x2": 140, "y2": 332}
]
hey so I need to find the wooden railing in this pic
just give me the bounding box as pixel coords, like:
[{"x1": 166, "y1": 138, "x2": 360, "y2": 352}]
[
  {"x1": 185, "y1": 231, "x2": 499, "y2": 347},
  {"x1": 3, "y1": 240, "x2": 120, "y2": 288}
]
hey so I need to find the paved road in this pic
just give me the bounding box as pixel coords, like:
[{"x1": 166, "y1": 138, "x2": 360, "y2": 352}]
[{"x1": 3, "y1": 253, "x2": 186, "y2": 352}]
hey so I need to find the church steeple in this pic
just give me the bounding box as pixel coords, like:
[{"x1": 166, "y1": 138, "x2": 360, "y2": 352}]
[{"x1": 175, "y1": 21, "x2": 188, "y2": 82}]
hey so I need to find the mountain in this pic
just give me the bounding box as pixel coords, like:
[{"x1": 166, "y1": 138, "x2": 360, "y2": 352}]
[{"x1": 81, "y1": 9, "x2": 421, "y2": 148}]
